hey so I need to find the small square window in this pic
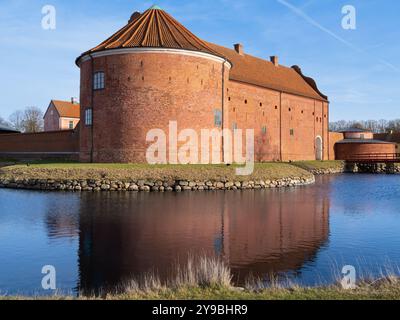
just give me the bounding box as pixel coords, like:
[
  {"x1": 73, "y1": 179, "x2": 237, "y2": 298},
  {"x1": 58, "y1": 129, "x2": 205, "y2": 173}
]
[
  {"x1": 93, "y1": 72, "x2": 105, "y2": 90},
  {"x1": 85, "y1": 108, "x2": 93, "y2": 126},
  {"x1": 262, "y1": 126, "x2": 267, "y2": 134}
]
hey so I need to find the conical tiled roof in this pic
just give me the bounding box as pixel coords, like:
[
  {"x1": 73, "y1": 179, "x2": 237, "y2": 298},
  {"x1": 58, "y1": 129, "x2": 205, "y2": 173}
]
[{"x1": 83, "y1": 6, "x2": 222, "y2": 58}]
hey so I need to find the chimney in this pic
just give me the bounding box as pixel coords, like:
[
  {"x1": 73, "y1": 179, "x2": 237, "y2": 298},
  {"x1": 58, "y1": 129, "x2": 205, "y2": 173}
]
[
  {"x1": 234, "y1": 43, "x2": 244, "y2": 56},
  {"x1": 270, "y1": 56, "x2": 279, "y2": 66},
  {"x1": 71, "y1": 97, "x2": 79, "y2": 104},
  {"x1": 129, "y1": 11, "x2": 141, "y2": 23}
]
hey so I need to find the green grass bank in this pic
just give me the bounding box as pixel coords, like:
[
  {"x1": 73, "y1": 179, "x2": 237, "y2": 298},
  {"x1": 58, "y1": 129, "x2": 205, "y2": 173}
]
[{"x1": 0, "y1": 161, "x2": 344, "y2": 181}]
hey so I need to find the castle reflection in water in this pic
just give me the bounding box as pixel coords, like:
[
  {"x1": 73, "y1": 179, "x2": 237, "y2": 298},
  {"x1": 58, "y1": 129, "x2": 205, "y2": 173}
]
[{"x1": 44, "y1": 180, "x2": 331, "y2": 293}]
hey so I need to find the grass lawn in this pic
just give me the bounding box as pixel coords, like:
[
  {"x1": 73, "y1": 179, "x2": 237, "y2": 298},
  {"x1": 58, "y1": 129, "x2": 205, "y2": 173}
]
[
  {"x1": 2, "y1": 282, "x2": 400, "y2": 300},
  {"x1": 0, "y1": 162, "x2": 314, "y2": 181},
  {"x1": 292, "y1": 160, "x2": 345, "y2": 171}
]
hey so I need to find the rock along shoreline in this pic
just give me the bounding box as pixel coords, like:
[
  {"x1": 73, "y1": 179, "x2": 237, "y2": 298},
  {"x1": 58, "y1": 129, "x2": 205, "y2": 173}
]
[{"x1": 0, "y1": 176, "x2": 315, "y2": 192}]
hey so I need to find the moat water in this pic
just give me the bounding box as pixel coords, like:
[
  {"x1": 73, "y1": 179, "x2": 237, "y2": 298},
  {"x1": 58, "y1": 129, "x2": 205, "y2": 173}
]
[{"x1": 1, "y1": 174, "x2": 400, "y2": 296}]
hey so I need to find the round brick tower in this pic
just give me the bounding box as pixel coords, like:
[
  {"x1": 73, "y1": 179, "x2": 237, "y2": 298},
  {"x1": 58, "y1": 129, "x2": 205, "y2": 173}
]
[{"x1": 76, "y1": 6, "x2": 231, "y2": 163}]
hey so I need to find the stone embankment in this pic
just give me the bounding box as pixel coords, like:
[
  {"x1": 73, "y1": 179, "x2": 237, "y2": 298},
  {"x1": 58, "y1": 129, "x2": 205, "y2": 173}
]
[
  {"x1": 345, "y1": 163, "x2": 400, "y2": 174},
  {"x1": 0, "y1": 176, "x2": 315, "y2": 192},
  {"x1": 305, "y1": 167, "x2": 345, "y2": 175}
]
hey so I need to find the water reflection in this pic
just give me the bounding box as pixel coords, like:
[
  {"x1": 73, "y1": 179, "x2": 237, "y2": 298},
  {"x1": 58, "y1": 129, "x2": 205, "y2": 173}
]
[
  {"x1": 77, "y1": 184, "x2": 330, "y2": 292},
  {"x1": 3, "y1": 174, "x2": 400, "y2": 295}
]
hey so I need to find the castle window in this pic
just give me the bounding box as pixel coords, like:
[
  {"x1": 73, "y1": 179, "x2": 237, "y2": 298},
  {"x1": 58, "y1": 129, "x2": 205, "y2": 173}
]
[
  {"x1": 69, "y1": 121, "x2": 74, "y2": 129},
  {"x1": 262, "y1": 126, "x2": 267, "y2": 134},
  {"x1": 260, "y1": 102, "x2": 263, "y2": 107},
  {"x1": 244, "y1": 100, "x2": 248, "y2": 104},
  {"x1": 93, "y1": 72, "x2": 105, "y2": 90},
  {"x1": 214, "y1": 109, "x2": 222, "y2": 127},
  {"x1": 290, "y1": 129, "x2": 294, "y2": 136},
  {"x1": 289, "y1": 108, "x2": 292, "y2": 112},
  {"x1": 275, "y1": 106, "x2": 278, "y2": 110},
  {"x1": 228, "y1": 97, "x2": 231, "y2": 101},
  {"x1": 85, "y1": 108, "x2": 93, "y2": 126}
]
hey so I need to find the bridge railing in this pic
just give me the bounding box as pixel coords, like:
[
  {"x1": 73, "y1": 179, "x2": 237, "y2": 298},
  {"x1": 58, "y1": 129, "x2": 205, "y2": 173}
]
[{"x1": 344, "y1": 153, "x2": 400, "y2": 162}]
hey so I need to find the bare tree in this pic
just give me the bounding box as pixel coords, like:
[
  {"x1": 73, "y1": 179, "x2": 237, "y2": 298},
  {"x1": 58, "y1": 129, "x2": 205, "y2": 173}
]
[
  {"x1": 330, "y1": 119, "x2": 400, "y2": 134},
  {"x1": 22, "y1": 107, "x2": 44, "y2": 133},
  {"x1": 9, "y1": 110, "x2": 25, "y2": 132},
  {"x1": 9, "y1": 107, "x2": 44, "y2": 133}
]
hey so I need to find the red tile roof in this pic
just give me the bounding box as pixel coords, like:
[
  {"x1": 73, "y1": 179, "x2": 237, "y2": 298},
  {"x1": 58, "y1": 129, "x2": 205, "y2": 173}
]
[
  {"x1": 85, "y1": 6, "x2": 221, "y2": 58},
  {"x1": 207, "y1": 42, "x2": 328, "y2": 101},
  {"x1": 51, "y1": 100, "x2": 80, "y2": 118},
  {"x1": 78, "y1": 6, "x2": 328, "y2": 102}
]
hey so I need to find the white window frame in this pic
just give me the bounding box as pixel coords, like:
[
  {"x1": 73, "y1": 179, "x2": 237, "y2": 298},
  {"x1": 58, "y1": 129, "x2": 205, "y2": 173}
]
[
  {"x1": 93, "y1": 71, "x2": 105, "y2": 90},
  {"x1": 85, "y1": 108, "x2": 93, "y2": 126}
]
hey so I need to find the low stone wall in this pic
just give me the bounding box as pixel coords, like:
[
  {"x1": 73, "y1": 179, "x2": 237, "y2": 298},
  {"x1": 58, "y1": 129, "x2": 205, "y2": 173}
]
[
  {"x1": 0, "y1": 176, "x2": 315, "y2": 192},
  {"x1": 307, "y1": 167, "x2": 345, "y2": 175},
  {"x1": 346, "y1": 163, "x2": 400, "y2": 174}
]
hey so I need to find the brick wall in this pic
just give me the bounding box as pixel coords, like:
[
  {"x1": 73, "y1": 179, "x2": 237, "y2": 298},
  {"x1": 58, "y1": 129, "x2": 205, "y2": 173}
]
[
  {"x1": 334, "y1": 142, "x2": 396, "y2": 160},
  {"x1": 0, "y1": 129, "x2": 79, "y2": 159},
  {"x1": 79, "y1": 52, "x2": 229, "y2": 163},
  {"x1": 328, "y1": 132, "x2": 344, "y2": 160}
]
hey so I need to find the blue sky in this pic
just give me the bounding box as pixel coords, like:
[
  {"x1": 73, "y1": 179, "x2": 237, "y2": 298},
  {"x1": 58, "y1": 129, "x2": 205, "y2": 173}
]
[{"x1": 0, "y1": 0, "x2": 399, "y2": 121}]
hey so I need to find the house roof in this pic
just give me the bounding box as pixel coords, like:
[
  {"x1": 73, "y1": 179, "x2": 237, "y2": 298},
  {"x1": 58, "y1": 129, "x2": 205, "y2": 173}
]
[
  {"x1": 82, "y1": 6, "x2": 221, "y2": 58},
  {"x1": 49, "y1": 100, "x2": 80, "y2": 118},
  {"x1": 207, "y1": 42, "x2": 328, "y2": 101},
  {"x1": 77, "y1": 6, "x2": 328, "y2": 102}
]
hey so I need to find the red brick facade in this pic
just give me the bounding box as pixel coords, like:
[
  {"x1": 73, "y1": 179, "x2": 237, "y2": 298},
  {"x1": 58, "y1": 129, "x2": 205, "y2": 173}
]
[
  {"x1": 335, "y1": 142, "x2": 395, "y2": 160},
  {"x1": 0, "y1": 130, "x2": 79, "y2": 159}
]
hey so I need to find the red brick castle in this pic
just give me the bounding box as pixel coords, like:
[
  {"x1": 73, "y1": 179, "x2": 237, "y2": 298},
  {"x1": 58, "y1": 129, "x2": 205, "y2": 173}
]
[{"x1": 76, "y1": 5, "x2": 330, "y2": 163}]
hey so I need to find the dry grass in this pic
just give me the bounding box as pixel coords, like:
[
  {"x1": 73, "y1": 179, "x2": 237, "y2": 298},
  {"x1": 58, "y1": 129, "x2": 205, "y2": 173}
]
[
  {"x1": 2, "y1": 257, "x2": 400, "y2": 300},
  {"x1": 0, "y1": 162, "x2": 312, "y2": 182},
  {"x1": 121, "y1": 255, "x2": 232, "y2": 295},
  {"x1": 292, "y1": 160, "x2": 345, "y2": 171}
]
